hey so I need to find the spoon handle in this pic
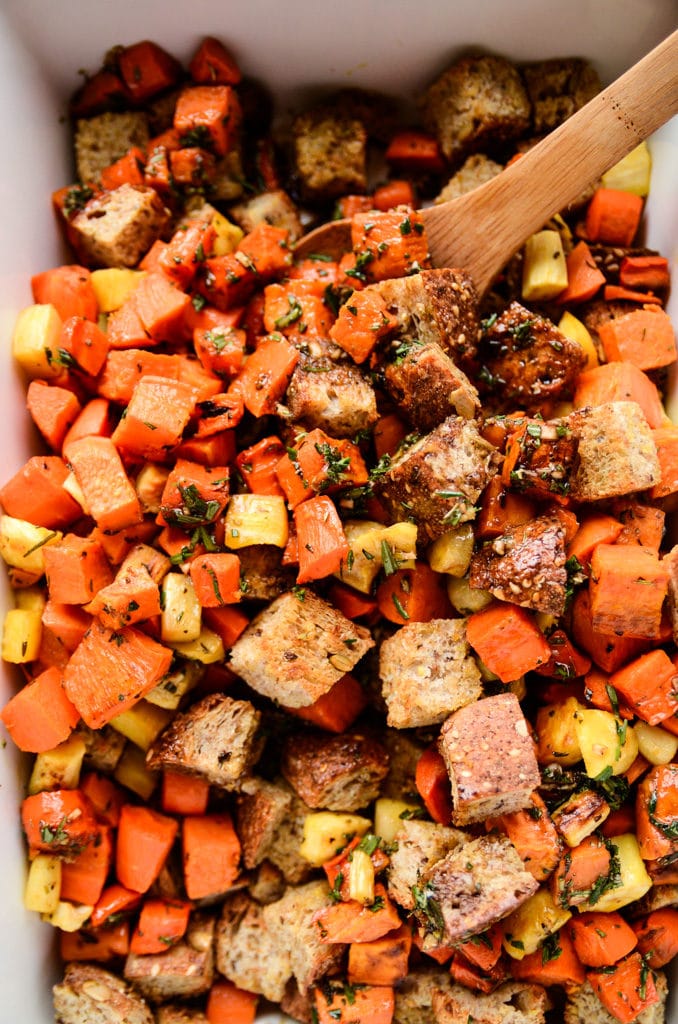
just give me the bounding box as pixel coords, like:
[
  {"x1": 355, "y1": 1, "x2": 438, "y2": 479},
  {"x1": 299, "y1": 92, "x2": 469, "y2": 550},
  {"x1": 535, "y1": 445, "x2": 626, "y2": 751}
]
[{"x1": 423, "y1": 29, "x2": 678, "y2": 292}]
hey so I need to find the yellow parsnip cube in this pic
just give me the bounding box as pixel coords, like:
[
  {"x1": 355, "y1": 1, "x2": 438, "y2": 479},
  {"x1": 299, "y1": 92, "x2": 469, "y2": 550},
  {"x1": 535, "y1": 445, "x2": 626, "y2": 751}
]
[
  {"x1": 557, "y1": 311, "x2": 599, "y2": 370},
  {"x1": 135, "y1": 463, "x2": 171, "y2": 514},
  {"x1": 43, "y1": 900, "x2": 93, "y2": 932},
  {"x1": 0, "y1": 516, "x2": 62, "y2": 574},
  {"x1": 446, "y1": 576, "x2": 493, "y2": 615},
  {"x1": 24, "y1": 855, "x2": 62, "y2": 915},
  {"x1": 374, "y1": 797, "x2": 422, "y2": 844},
  {"x1": 634, "y1": 721, "x2": 678, "y2": 766},
  {"x1": 212, "y1": 211, "x2": 244, "y2": 255},
  {"x1": 503, "y1": 888, "x2": 571, "y2": 959},
  {"x1": 536, "y1": 697, "x2": 585, "y2": 766},
  {"x1": 62, "y1": 472, "x2": 88, "y2": 513},
  {"x1": 114, "y1": 744, "x2": 158, "y2": 800},
  {"x1": 12, "y1": 304, "x2": 63, "y2": 379},
  {"x1": 161, "y1": 572, "x2": 202, "y2": 643},
  {"x1": 145, "y1": 660, "x2": 203, "y2": 709},
  {"x1": 169, "y1": 625, "x2": 225, "y2": 664},
  {"x1": 348, "y1": 848, "x2": 375, "y2": 905},
  {"x1": 522, "y1": 230, "x2": 568, "y2": 301},
  {"x1": 338, "y1": 520, "x2": 417, "y2": 593},
  {"x1": 428, "y1": 523, "x2": 475, "y2": 576},
  {"x1": 110, "y1": 700, "x2": 173, "y2": 751},
  {"x1": 601, "y1": 142, "x2": 651, "y2": 197},
  {"x1": 90, "y1": 268, "x2": 145, "y2": 312},
  {"x1": 585, "y1": 834, "x2": 651, "y2": 912},
  {"x1": 225, "y1": 494, "x2": 289, "y2": 549},
  {"x1": 575, "y1": 708, "x2": 638, "y2": 778},
  {"x1": 2, "y1": 607, "x2": 42, "y2": 662},
  {"x1": 28, "y1": 735, "x2": 87, "y2": 794},
  {"x1": 14, "y1": 585, "x2": 47, "y2": 613},
  {"x1": 299, "y1": 812, "x2": 372, "y2": 866}
]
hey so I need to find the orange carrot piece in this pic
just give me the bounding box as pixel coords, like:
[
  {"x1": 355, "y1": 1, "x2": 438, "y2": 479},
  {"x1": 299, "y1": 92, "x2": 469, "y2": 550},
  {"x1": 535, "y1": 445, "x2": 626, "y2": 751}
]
[
  {"x1": 534, "y1": 629, "x2": 592, "y2": 681},
  {"x1": 131, "y1": 272, "x2": 192, "y2": 343},
  {"x1": 116, "y1": 804, "x2": 178, "y2": 893},
  {"x1": 603, "y1": 284, "x2": 663, "y2": 304},
  {"x1": 21, "y1": 789, "x2": 99, "y2": 854},
  {"x1": 106, "y1": 300, "x2": 155, "y2": 350},
  {"x1": 385, "y1": 130, "x2": 445, "y2": 173},
  {"x1": 63, "y1": 620, "x2": 172, "y2": 729},
  {"x1": 287, "y1": 672, "x2": 368, "y2": 733},
  {"x1": 169, "y1": 145, "x2": 217, "y2": 188},
  {"x1": 373, "y1": 413, "x2": 409, "y2": 459},
  {"x1": 0, "y1": 666, "x2": 79, "y2": 753},
  {"x1": 338, "y1": 194, "x2": 374, "y2": 218},
  {"x1": 112, "y1": 375, "x2": 198, "y2": 460},
  {"x1": 97, "y1": 351, "x2": 180, "y2": 404},
  {"x1": 196, "y1": 254, "x2": 256, "y2": 312},
  {"x1": 566, "y1": 513, "x2": 623, "y2": 570},
  {"x1": 237, "y1": 223, "x2": 291, "y2": 278},
  {"x1": 60, "y1": 921, "x2": 130, "y2": 962},
  {"x1": 189, "y1": 36, "x2": 242, "y2": 85},
  {"x1": 201, "y1": 605, "x2": 250, "y2": 648},
  {"x1": 475, "y1": 476, "x2": 536, "y2": 540},
  {"x1": 174, "y1": 84, "x2": 241, "y2": 156},
  {"x1": 488, "y1": 793, "x2": 562, "y2": 882},
  {"x1": 377, "y1": 562, "x2": 451, "y2": 626},
  {"x1": 234, "y1": 336, "x2": 299, "y2": 417},
  {"x1": 86, "y1": 566, "x2": 162, "y2": 629},
  {"x1": 60, "y1": 824, "x2": 113, "y2": 905},
  {"x1": 326, "y1": 582, "x2": 378, "y2": 621},
  {"x1": 294, "y1": 495, "x2": 349, "y2": 584},
  {"x1": 415, "y1": 744, "x2": 454, "y2": 825},
  {"x1": 636, "y1": 764, "x2": 678, "y2": 861},
  {"x1": 62, "y1": 398, "x2": 112, "y2": 458},
  {"x1": 189, "y1": 552, "x2": 242, "y2": 606},
  {"x1": 263, "y1": 282, "x2": 335, "y2": 341},
  {"x1": 589, "y1": 544, "x2": 669, "y2": 640},
  {"x1": 195, "y1": 393, "x2": 244, "y2": 438},
  {"x1": 313, "y1": 984, "x2": 395, "y2": 1024},
  {"x1": 130, "y1": 898, "x2": 191, "y2": 955},
  {"x1": 588, "y1": 952, "x2": 659, "y2": 1024},
  {"x1": 465, "y1": 601, "x2": 551, "y2": 682},
  {"x1": 206, "y1": 980, "x2": 257, "y2": 1024},
  {"x1": 556, "y1": 240, "x2": 606, "y2": 304},
  {"x1": 573, "y1": 361, "x2": 665, "y2": 428},
  {"x1": 42, "y1": 601, "x2": 92, "y2": 653},
  {"x1": 350, "y1": 207, "x2": 430, "y2": 282},
  {"x1": 569, "y1": 912, "x2": 637, "y2": 967},
  {"x1": 613, "y1": 502, "x2": 665, "y2": 552},
  {"x1": 649, "y1": 425, "x2": 678, "y2": 499},
  {"x1": 90, "y1": 884, "x2": 142, "y2": 929},
  {"x1": 67, "y1": 435, "x2": 142, "y2": 532},
  {"x1": 236, "y1": 435, "x2": 286, "y2": 496},
  {"x1": 373, "y1": 180, "x2": 416, "y2": 212},
  {"x1": 43, "y1": 534, "x2": 113, "y2": 605},
  {"x1": 585, "y1": 188, "x2": 644, "y2": 247},
  {"x1": 70, "y1": 69, "x2": 128, "y2": 117},
  {"x1": 193, "y1": 325, "x2": 247, "y2": 378},
  {"x1": 609, "y1": 649, "x2": 677, "y2": 725},
  {"x1": 117, "y1": 40, "x2": 180, "y2": 101},
  {"x1": 159, "y1": 458, "x2": 230, "y2": 525},
  {"x1": 59, "y1": 315, "x2": 109, "y2": 377},
  {"x1": 294, "y1": 429, "x2": 369, "y2": 495},
  {"x1": 348, "y1": 924, "x2": 412, "y2": 986},
  {"x1": 457, "y1": 923, "x2": 504, "y2": 972},
  {"x1": 182, "y1": 813, "x2": 241, "y2": 900},
  {"x1": 550, "y1": 835, "x2": 612, "y2": 909},
  {"x1": 100, "y1": 146, "x2": 146, "y2": 190},
  {"x1": 80, "y1": 772, "x2": 126, "y2": 827},
  {"x1": 598, "y1": 306, "x2": 675, "y2": 370},
  {"x1": 274, "y1": 451, "x2": 315, "y2": 508},
  {"x1": 161, "y1": 771, "x2": 210, "y2": 817},
  {"x1": 329, "y1": 288, "x2": 399, "y2": 363},
  {"x1": 633, "y1": 909, "x2": 678, "y2": 969},
  {"x1": 619, "y1": 255, "x2": 670, "y2": 292},
  {"x1": 31, "y1": 265, "x2": 98, "y2": 321},
  {"x1": 450, "y1": 953, "x2": 509, "y2": 994},
  {"x1": 571, "y1": 589, "x2": 650, "y2": 673},
  {"x1": 510, "y1": 926, "x2": 585, "y2": 986},
  {"x1": 159, "y1": 218, "x2": 217, "y2": 289},
  {"x1": 314, "y1": 884, "x2": 401, "y2": 944},
  {"x1": 600, "y1": 805, "x2": 636, "y2": 838},
  {"x1": 583, "y1": 667, "x2": 633, "y2": 719},
  {"x1": 0, "y1": 455, "x2": 81, "y2": 529},
  {"x1": 27, "y1": 380, "x2": 82, "y2": 452}
]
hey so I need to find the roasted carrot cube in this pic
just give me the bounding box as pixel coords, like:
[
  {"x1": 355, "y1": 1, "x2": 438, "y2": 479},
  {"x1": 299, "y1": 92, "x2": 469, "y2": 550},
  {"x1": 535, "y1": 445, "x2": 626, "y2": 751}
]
[
  {"x1": 197, "y1": 254, "x2": 257, "y2": 311},
  {"x1": 189, "y1": 36, "x2": 242, "y2": 85},
  {"x1": 589, "y1": 543, "x2": 669, "y2": 639},
  {"x1": 59, "y1": 315, "x2": 110, "y2": 376},
  {"x1": 168, "y1": 146, "x2": 217, "y2": 188},
  {"x1": 159, "y1": 219, "x2": 217, "y2": 289},
  {"x1": 100, "y1": 147, "x2": 146, "y2": 191},
  {"x1": 237, "y1": 223, "x2": 292, "y2": 278},
  {"x1": 609, "y1": 649, "x2": 678, "y2": 726},
  {"x1": 189, "y1": 552, "x2": 242, "y2": 606},
  {"x1": 112, "y1": 376, "x2": 198, "y2": 460},
  {"x1": 350, "y1": 207, "x2": 430, "y2": 282},
  {"x1": 159, "y1": 458, "x2": 230, "y2": 525},
  {"x1": 43, "y1": 534, "x2": 114, "y2": 605},
  {"x1": 131, "y1": 272, "x2": 191, "y2": 343},
  {"x1": 117, "y1": 40, "x2": 181, "y2": 103},
  {"x1": 174, "y1": 85, "x2": 241, "y2": 156},
  {"x1": 329, "y1": 288, "x2": 399, "y2": 363}
]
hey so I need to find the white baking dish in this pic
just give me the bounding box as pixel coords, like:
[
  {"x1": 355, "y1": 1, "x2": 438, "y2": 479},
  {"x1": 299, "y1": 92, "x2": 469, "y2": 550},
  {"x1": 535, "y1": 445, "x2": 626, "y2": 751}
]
[{"x1": 0, "y1": 2, "x2": 675, "y2": 1020}]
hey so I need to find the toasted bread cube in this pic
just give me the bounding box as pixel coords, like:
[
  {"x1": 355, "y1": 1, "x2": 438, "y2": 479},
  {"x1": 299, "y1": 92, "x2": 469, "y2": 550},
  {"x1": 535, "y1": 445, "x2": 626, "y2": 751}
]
[
  {"x1": 215, "y1": 893, "x2": 290, "y2": 1002},
  {"x1": 228, "y1": 590, "x2": 374, "y2": 708},
  {"x1": 286, "y1": 361, "x2": 378, "y2": 439},
  {"x1": 75, "y1": 111, "x2": 150, "y2": 183},
  {"x1": 124, "y1": 913, "x2": 215, "y2": 1003},
  {"x1": 72, "y1": 184, "x2": 169, "y2": 268},
  {"x1": 379, "y1": 618, "x2": 482, "y2": 728},
  {"x1": 522, "y1": 58, "x2": 601, "y2": 133},
  {"x1": 435, "y1": 153, "x2": 503, "y2": 203},
  {"x1": 439, "y1": 693, "x2": 541, "y2": 825},
  {"x1": 387, "y1": 818, "x2": 467, "y2": 911},
  {"x1": 281, "y1": 730, "x2": 389, "y2": 812},
  {"x1": 293, "y1": 108, "x2": 367, "y2": 201},
  {"x1": 433, "y1": 980, "x2": 549, "y2": 1024},
  {"x1": 54, "y1": 963, "x2": 154, "y2": 1024},
  {"x1": 383, "y1": 340, "x2": 480, "y2": 431},
  {"x1": 568, "y1": 401, "x2": 660, "y2": 501}
]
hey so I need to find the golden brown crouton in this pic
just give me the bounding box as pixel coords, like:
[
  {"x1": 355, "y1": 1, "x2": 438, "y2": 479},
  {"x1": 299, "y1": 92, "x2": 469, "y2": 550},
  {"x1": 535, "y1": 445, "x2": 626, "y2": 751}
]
[
  {"x1": 230, "y1": 189, "x2": 302, "y2": 241},
  {"x1": 74, "y1": 111, "x2": 150, "y2": 183},
  {"x1": 123, "y1": 913, "x2": 215, "y2": 1004},
  {"x1": 237, "y1": 545, "x2": 295, "y2": 602},
  {"x1": 418, "y1": 835, "x2": 539, "y2": 945},
  {"x1": 266, "y1": 880, "x2": 345, "y2": 994},
  {"x1": 235, "y1": 776, "x2": 294, "y2": 869},
  {"x1": 280, "y1": 730, "x2": 389, "y2": 811},
  {"x1": 433, "y1": 979, "x2": 549, "y2": 1024},
  {"x1": 286, "y1": 360, "x2": 378, "y2": 439},
  {"x1": 435, "y1": 153, "x2": 504, "y2": 203},
  {"x1": 71, "y1": 183, "x2": 169, "y2": 268},
  {"x1": 394, "y1": 967, "x2": 451, "y2": 1024},
  {"x1": 468, "y1": 513, "x2": 568, "y2": 615},
  {"x1": 293, "y1": 108, "x2": 367, "y2": 201},
  {"x1": 379, "y1": 618, "x2": 482, "y2": 728},
  {"x1": 387, "y1": 818, "x2": 467, "y2": 910},
  {"x1": 568, "y1": 401, "x2": 661, "y2": 501},
  {"x1": 372, "y1": 415, "x2": 500, "y2": 542},
  {"x1": 228, "y1": 590, "x2": 374, "y2": 708},
  {"x1": 53, "y1": 963, "x2": 154, "y2": 1024},
  {"x1": 439, "y1": 693, "x2": 540, "y2": 825},
  {"x1": 382, "y1": 340, "x2": 480, "y2": 431},
  {"x1": 156, "y1": 1007, "x2": 209, "y2": 1024},
  {"x1": 145, "y1": 693, "x2": 262, "y2": 789},
  {"x1": 247, "y1": 860, "x2": 287, "y2": 904},
  {"x1": 422, "y1": 55, "x2": 530, "y2": 164},
  {"x1": 216, "y1": 892, "x2": 291, "y2": 1002},
  {"x1": 522, "y1": 58, "x2": 601, "y2": 134}
]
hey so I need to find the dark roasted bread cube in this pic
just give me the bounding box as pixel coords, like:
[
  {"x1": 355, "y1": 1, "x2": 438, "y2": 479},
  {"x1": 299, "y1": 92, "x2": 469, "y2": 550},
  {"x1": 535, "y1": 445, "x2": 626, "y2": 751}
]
[
  {"x1": 280, "y1": 730, "x2": 389, "y2": 811},
  {"x1": 292, "y1": 107, "x2": 367, "y2": 200},
  {"x1": 286, "y1": 360, "x2": 378, "y2": 438},
  {"x1": 433, "y1": 979, "x2": 549, "y2": 1024},
  {"x1": 383, "y1": 340, "x2": 480, "y2": 431},
  {"x1": 387, "y1": 818, "x2": 467, "y2": 910},
  {"x1": 53, "y1": 963, "x2": 154, "y2": 1024},
  {"x1": 522, "y1": 58, "x2": 601, "y2": 134}
]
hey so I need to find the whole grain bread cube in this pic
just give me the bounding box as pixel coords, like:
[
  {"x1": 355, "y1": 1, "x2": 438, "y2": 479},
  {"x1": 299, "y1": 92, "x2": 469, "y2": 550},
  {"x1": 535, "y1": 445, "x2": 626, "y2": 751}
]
[
  {"x1": 432, "y1": 979, "x2": 549, "y2": 1024},
  {"x1": 369, "y1": 268, "x2": 481, "y2": 364},
  {"x1": 568, "y1": 401, "x2": 660, "y2": 501},
  {"x1": 523, "y1": 58, "x2": 601, "y2": 134},
  {"x1": 293, "y1": 108, "x2": 367, "y2": 201},
  {"x1": 394, "y1": 967, "x2": 451, "y2": 1024},
  {"x1": 228, "y1": 590, "x2": 374, "y2": 709},
  {"x1": 72, "y1": 184, "x2": 169, "y2": 268},
  {"x1": 468, "y1": 513, "x2": 568, "y2": 616},
  {"x1": 281, "y1": 981, "x2": 315, "y2": 1024},
  {"x1": 419, "y1": 834, "x2": 538, "y2": 945},
  {"x1": 372, "y1": 415, "x2": 500, "y2": 542},
  {"x1": 564, "y1": 973, "x2": 667, "y2": 1024},
  {"x1": 286, "y1": 360, "x2": 378, "y2": 439},
  {"x1": 387, "y1": 818, "x2": 467, "y2": 910},
  {"x1": 216, "y1": 892, "x2": 291, "y2": 1002},
  {"x1": 123, "y1": 913, "x2": 215, "y2": 1003},
  {"x1": 266, "y1": 879, "x2": 345, "y2": 994},
  {"x1": 383, "y1": 340, "x2": 480, "y2": 431},
  {"x1": 76, "y1": 722, "x2": 126, "y2": 773},
  {"x1": 379, "y1": 618, "x2": 482, "y2": 728},
  {"x1": 436, "y1": 153, "x2": 504, "y2": 203},
  {"x1": 236, "y1": 775, "x2": 294, "y2": 869},
  {"x1": 53, "y1": 963, "x2": 154, "y2": 1024},
  {"x1": 629, "y1": 884, "x2": 678, "y2": 918},
  {"x1": 280, "y1": 730, "x2": 389, "y2": 811},
  {"x1": 478, "y1": 301, "x2": 586, "y2": 408},
  {"x1": 267, "y1": 789, "x2": 316, "y2": 884},
  {"x1": 381, "y1": 728, "x2": 427, "y2": 801},
  {"x1": 439, "y1": 692, "x2": 540, "y2": 825},
  {"x1": 145, "y1": 693, "x2": 262, "y2": 789},
  {"x1": 422, "y1": 55, "x2": 530, "y2": 164},
  {"x1": 230, "y1": 189, "x2": 302, "y2": 242},
  {"x1": 75, "y1": 111, "x2": 150, "y2": 183},
  {"x1": 247, "y1": 860, "x2": 287, "y2": 904},
  {"x1": 156, "y1": 1007, "x2": 209, "y2": 1024},
  {"x1": 237, "y1": 544, "x2": 295, "y2": 602}
]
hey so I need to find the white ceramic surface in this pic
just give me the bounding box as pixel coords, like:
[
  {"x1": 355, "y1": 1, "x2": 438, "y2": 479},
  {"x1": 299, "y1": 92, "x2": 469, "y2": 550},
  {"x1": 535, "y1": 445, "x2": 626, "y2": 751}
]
[{"x1": 0, "y1": 2, "x2": 676, "y2": 1020}]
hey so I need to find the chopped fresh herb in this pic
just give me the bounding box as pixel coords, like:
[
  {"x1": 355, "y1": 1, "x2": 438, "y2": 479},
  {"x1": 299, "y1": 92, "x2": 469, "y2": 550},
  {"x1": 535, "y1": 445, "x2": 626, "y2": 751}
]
[
  {"x1": 411, "y1": 882, "x2": 445, "y2": 940},
  {"x1": 380, "y1": 539, "x2": 400, "y2": 576},
  {"x1": 357, "y1": 833, "x2": 379, "y2": 856},
  {"x1": 274, "y1": 293, "x2": 303, "y2": 328},
  {"x1": 391, "y1": 593, "x2": 409, "y2": 620},
  {"x1": 541, "y1": 933, "x2": 562, "y2": 964}
]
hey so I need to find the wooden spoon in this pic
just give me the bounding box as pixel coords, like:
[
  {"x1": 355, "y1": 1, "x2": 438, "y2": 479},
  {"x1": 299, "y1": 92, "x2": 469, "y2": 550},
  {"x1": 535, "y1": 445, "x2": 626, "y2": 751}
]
[{"x1": 295, "y1": 30, "x2": 678, "y2": 293}]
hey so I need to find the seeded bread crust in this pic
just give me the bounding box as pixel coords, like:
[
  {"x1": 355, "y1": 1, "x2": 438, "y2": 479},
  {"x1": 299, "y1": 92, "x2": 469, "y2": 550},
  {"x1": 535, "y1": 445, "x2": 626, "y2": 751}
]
[
  {"x1": 383, "y1": 340, "x2": 480, "y2": 431},
  {"x1": 432, "y1": 979, "x2": 549, "y2": 1024},
  {"x1": 123, "y1": 913, "x2": 215, "y2": 1004},
  {"x1": 53, "y1": 963, "x2": 154, "y2": 1024},
  {"x1": 387, "y1": 818, "x2": 468, "y2": 910}
]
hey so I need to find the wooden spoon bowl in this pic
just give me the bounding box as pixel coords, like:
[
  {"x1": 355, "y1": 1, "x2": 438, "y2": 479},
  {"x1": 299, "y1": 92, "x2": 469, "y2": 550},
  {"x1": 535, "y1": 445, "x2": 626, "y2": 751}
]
[{"x1": 295, "y1": 31, "x2": 678, "y2": 293}]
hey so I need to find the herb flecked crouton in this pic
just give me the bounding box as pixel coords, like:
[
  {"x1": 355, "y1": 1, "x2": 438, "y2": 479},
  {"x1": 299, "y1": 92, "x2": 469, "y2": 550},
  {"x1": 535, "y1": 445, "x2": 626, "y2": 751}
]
[
  {"x1": 74, "y1": 111, "x2": 150, "y2": 183},
  {"x1": 280, "y1": 730, "x2": 389, "y2": 812},
  {"x1": 228, "y1": 590, "x2": 374, "y2": 708},
  {"x1": 383, "y1": 340, "x2": 480, "y2": 432},
  {"x1": 53, "y1": 963, "x2": 154, "y2": 1024},
  {"x1": 71, "y1": 183, "x2": 169, "y2": 268},
  {"x1": 123, "y1": 913, "x2": 215, "y2": 1004},
  {"x1": 432, "y1": 979, "x2": 549, "y2": 1024},
  {"x1": 387, "y1": 818, "x2": 467, "y2": 910},
  {"x1": 292, "y1": 108, "x2": 367, "y2": 201}
]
